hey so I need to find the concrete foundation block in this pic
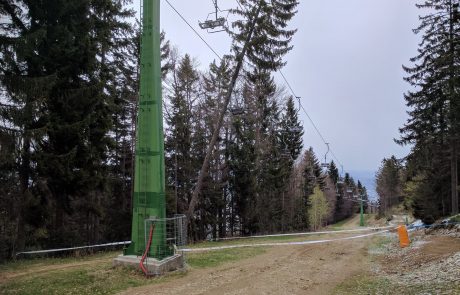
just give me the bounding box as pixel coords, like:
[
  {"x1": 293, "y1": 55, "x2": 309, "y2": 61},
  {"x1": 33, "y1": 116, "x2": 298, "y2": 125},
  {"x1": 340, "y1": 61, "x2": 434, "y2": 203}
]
[{"x1": 113, "y1": 253, "x2": 185, "y2": 276}]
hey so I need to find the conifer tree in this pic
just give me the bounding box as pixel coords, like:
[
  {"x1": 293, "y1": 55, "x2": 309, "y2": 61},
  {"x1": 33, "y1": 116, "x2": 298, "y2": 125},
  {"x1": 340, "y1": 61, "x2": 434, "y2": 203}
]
[
  {"x1": 194, "y1": 57, "x2": 232, "y2": 239},
  {"x1": 228, "y1": 115, "x2": 258, "y2": 234},
  {"x1": 243, "y1": 67, "x2": 283, "y2": 232},
  {"x1": 0, "y1": 0, "x2": 58, "y2": 252},
  {"x1": 328, "y1": 161, "x2": 339, "y2": 184},
  {"x1": 1, "y1": 0, "x2": 135, "y2": 250},
  {"x1": 165, "y1": 54, "x2": 200, "y2": 216},
  {"x1": 297, "y1": 148, "x2": 325, "y2": 228},
  {"x1": 399, "y1": 0, "x2": 460, "y2": 216},
  {"x1": 376, "y1": 156, "x2": 402, "y2": 216},
  {"x1": 188, "y1": 0, "x2": 299, "y2": 221},
  {"x1": 278, "y1": 95, "x2": 303, "y2": 230},
  {"x1": 228, "y1": 84, "x2": 258, "y2": 235},
  {"x1": 303, "y1": 147, "x2": 326, "y2": 194},
  {"x1": 280, "y1": 95, "x2": 303, "y2": 161}
]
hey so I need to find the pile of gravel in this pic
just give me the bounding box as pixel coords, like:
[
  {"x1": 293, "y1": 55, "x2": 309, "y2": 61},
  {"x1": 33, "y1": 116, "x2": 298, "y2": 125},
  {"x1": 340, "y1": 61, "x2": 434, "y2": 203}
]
[
  {"x1": 425, "y1": 225, "x2": 460, "y2": 238},
  {"x1": 371, "y1": 230, "x2": 460, "y2": 291},
  {"x1": 389, "y1": 252, "x2": 460, "y2": 286}
]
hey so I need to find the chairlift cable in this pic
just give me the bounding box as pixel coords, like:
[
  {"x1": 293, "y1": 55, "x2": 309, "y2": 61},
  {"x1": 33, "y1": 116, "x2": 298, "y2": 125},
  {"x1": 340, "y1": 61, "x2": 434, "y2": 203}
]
[
  {"x1": 164, "y1": 0, "x2": 222, "y2": 61},
  {"x1": 279, "y1": 69, "x2": 346, "y2": 170},
  {"x1": 235, "y1": 0, "x2": 244, "y2": 11},
  {"x1": 232, "y1": 0, "x2": 345, "y2": 170},
  {"x1": 166, "y1": 0, "x2": 347, "y2": 174}
]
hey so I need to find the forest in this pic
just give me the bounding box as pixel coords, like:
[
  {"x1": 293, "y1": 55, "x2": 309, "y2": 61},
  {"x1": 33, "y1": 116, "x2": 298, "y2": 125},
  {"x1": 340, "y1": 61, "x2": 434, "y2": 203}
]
[
  {"x1": 376, "y1": 0, "x2": 460, "y2": 223},
  {"x1": 0, "y1": 0, "x2": 370, "y2": 261}
]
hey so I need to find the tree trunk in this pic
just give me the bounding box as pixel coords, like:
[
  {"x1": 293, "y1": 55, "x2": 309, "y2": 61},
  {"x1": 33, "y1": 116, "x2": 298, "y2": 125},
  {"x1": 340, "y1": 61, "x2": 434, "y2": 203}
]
[
  {"x1": 187, "y1": 3, "x2": 263, "y2": 223},
  {"x1": 449, "y1": 1, "x2": 459, "y2": 215},
  {"x1": 16, "y1": 131, "x2": 31, "y2": 253},
  {"x1": 452, "y1": 140, "x2": 459, "y2": 214}
]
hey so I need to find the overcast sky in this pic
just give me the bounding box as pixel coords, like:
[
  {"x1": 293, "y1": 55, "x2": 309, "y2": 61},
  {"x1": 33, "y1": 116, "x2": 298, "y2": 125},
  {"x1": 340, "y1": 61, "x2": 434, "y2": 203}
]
[{"x1": 132, "y1": 0, "x2": 421, "y2": 174}]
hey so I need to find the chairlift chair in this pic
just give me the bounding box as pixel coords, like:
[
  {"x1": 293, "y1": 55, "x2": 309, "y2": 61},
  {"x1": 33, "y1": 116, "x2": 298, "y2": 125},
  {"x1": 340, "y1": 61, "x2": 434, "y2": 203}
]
[
  {"x1": 199, "y1": 17, "x2": 226, "y2": 30},
  {"x1": 199, "y1": 0, "x2": 229, "y2": 33}
]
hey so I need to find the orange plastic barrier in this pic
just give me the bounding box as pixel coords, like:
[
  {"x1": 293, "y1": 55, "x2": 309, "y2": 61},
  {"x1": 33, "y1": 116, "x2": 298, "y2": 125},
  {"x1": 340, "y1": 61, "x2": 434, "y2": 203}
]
[{"x1": 397, "y1": 225, "x2": 410, "y2": 248}]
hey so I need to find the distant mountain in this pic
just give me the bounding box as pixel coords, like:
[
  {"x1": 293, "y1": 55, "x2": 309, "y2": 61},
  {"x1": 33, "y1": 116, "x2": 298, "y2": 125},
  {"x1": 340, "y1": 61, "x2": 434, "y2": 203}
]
[{"x1": 348, "y1": 170, "x2": 377, "y2": 201}]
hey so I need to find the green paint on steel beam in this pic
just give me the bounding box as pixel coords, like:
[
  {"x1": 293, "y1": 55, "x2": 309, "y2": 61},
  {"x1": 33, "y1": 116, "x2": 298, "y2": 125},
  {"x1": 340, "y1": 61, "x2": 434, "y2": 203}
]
[
  {"x1": 359, "y1": 197, "x2": 365, "y2": 227},
  {"x1": 124, "y1": 0, "x2": 167, "y2": 259}
]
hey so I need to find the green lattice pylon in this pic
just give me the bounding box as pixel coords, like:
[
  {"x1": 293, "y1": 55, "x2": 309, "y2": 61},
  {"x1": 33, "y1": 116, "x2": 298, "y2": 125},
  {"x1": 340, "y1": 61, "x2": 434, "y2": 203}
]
[
  {"x1": 124, "y1": 0, "x2": 169, "y2": 259},
  {"x1": 360, "y1": 196, "x2": 365, "y2": 227}
]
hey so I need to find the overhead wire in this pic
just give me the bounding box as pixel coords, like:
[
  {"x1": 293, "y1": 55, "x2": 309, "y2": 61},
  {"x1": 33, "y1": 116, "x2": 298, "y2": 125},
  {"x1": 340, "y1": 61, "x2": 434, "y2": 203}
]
[
  {"x1": 279, "y1": 70, "x2": 327, "y2": 145},
  {"x1": 234, "y1": 0, "x2": 345, "y2": 169},
  {"x1": 164, "y1": 0, "x2": 222, "y2": 61},
  {"x1": 164, "y1": 0, "x2": 346, "y2": 170},
  {"x1": 235, "y1": 0, "x2": 244, "y2": 10}
]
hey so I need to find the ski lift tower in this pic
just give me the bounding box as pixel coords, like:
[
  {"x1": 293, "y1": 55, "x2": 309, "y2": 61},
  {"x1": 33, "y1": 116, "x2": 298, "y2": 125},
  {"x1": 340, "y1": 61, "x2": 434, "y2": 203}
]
[
  {"x1": 359, "y1": 193, "x2": 365, "y2": 227},
  {"x1": 114, "y1": 0, "x2": 185, "y2": 275},
  {"x1": 321, "y1": 143, "x2": 330, "y2": 169}
]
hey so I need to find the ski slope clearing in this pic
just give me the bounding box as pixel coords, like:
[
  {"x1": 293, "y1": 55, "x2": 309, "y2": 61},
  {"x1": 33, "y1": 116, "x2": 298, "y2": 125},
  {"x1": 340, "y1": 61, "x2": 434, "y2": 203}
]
[
  {"x1": 120, "y1": 231, "x2": 376, "y2": 295},
  {"x1": 2, "y1": 216, "x2": 458, "y2": 295}
]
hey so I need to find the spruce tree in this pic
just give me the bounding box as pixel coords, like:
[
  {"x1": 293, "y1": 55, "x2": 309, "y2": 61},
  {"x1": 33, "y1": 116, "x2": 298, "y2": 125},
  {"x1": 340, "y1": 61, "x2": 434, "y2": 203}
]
[
  {"x1": 200, "y1": 58, "x2": 233, "y2": 238},
  {"x1": 299, "y1": 148, "x2": 325, "y2": 228},
  {"x1": 399, "y1": 0, "x2": 460, "y2": 215},
  {"x1": 188, "y1": 0, "x2": 299, "y2": 221},
  {"x1": 228, "y1": 82, "x2": 258, "y2": 235},
  {"x1": 328, "y1": 160, "x2": 339, "y2": 185},
  {"x1": 278, "y1": 95, "x2": 303, "y2": 230},
  {"x1": 0, "y1": 0, "x2": 59, "y2": 252},
  {"x1": 228, "y1": 114, "x2": 258, "y2": 234},
  {"x1": 1, "y1": 0, "x2": 136, "y2": 249},
  {"x1": 280, "y1": 96, "x2": 304, "y2": 161},
  {"x1": 165, "y1": 54, "x2": 200, "y2": 216},
  {"x1": 376, "y1": 156, "x2": 402, "y2": 216},
  {"x1": 244, "y1": 67, "x2": 283, "y2": 233}
]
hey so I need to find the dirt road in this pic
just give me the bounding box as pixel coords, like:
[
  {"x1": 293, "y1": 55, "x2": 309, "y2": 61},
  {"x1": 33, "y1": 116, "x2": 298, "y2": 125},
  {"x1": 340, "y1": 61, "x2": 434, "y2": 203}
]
[{"x1": 119, "y1": 234, "x2": 374, "y2": 295}]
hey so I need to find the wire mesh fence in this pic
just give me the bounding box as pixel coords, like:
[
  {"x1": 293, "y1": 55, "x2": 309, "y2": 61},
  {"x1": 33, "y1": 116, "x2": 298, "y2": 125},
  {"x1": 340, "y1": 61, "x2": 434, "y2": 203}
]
[{"x1": 143, "y1": 214, "x2": 187, "y2": 260}]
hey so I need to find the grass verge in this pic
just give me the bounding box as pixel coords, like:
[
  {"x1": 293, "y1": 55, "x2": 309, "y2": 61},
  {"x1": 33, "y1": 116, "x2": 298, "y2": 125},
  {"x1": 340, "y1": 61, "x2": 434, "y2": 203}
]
[
  {"x1": 327, "y1": 218, "x2": 349, "y2": 230},
  {"x1": 185, "y1": 247, "x2": 266, "y2": 269},
  {"x1": 0, "y1": 246, "x2": 266, "y2": 295},
  {"x1": 367, "y1": 236, "x2": 392, "y2": 255},
  {"x1": 0, "y1": 259, "x2": 173, "y2": 295},
  {"x1": 0, "y1": 251, "x2": 116, "y2": 273}
]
